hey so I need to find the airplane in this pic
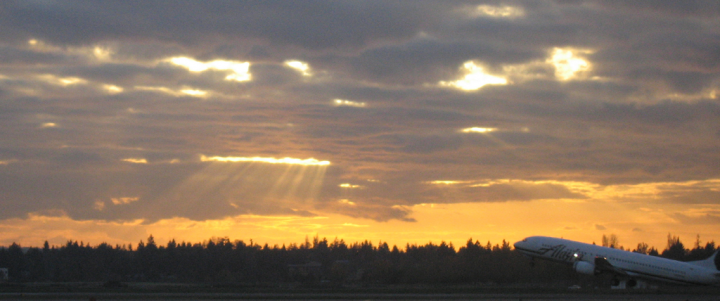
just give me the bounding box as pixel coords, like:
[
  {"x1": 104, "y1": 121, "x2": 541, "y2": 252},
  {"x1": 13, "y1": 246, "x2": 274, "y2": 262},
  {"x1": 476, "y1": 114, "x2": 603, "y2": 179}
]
[{"x1": 514, "y1": 236, "x2": 720, "y2": 288}]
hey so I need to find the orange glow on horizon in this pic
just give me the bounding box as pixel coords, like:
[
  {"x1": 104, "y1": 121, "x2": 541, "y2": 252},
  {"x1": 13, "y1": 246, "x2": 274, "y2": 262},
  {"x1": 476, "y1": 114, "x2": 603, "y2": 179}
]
[
  {"x1": 2, "y1": 200, "x2": 718, "y2": 252},
  {"x1": 3, "y1": 179, "x2": 720, "y2": 252}
]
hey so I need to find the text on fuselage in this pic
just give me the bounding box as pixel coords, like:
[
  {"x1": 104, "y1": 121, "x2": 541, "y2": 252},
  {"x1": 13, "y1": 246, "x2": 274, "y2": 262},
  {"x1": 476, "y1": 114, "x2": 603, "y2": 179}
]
[{"x1": 538, "y1": 244, "x2": 586, "y2": 262}]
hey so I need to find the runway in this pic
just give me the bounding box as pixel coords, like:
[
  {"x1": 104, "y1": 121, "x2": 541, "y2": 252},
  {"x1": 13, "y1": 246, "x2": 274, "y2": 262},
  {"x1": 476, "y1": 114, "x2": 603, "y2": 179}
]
[{"x1": 1, "y1": 292, "x2": 719, "y2": 300}]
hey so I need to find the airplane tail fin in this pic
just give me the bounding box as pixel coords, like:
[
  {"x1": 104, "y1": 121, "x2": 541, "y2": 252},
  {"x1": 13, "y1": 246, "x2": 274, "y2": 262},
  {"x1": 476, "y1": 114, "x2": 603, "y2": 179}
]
[{"x1": 687, "y1": 250, "x2": 720, "y2": 271}]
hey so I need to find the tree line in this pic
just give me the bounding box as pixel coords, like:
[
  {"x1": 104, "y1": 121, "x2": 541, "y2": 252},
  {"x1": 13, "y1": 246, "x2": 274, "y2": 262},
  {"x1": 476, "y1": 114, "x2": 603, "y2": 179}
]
[
  {"x1": 0, "y1": 234, "x2": 716, "y2": 285},
  {"x1": 601, "y1": 233, "x2": 717, "y2": 261}
]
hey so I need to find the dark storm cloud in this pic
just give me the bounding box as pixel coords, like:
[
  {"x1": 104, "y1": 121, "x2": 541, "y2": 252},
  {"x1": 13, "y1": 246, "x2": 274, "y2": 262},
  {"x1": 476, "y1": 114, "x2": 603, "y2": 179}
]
[
  {"x1": 71, "y1": 63, "x2": 189, "y2": 86},
  {"x1": 248, "y1": 63, "x2": 304, "y2": 87},
  {"x1": 344, "y1": 38, "x2": 542, "y2": 85},
  {"x1": 0, "y1": 0, "x2": 440, "y2": 51},
  {"x1": 1, "y1": 1, "x2": 720, "y2": 224},
  {"x1": 0, "y1": 46, "x2": 78, "y2": 66},
  {"x1": 587, "y1": 100, "x2": 720, "y2": 125},
  {"x1": 595, "y1": 0, "x2": 720, "y2": 18}
]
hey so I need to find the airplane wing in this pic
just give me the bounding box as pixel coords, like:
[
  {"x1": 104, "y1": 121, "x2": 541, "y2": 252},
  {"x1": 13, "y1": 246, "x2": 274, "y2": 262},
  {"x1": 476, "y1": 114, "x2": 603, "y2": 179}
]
[{"x1": 594, "y1": 257, "x2": 628, "y2": 275}]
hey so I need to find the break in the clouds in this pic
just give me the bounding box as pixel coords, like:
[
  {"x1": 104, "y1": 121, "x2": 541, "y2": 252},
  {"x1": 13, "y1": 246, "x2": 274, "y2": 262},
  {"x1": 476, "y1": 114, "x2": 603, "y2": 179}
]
[{"x1": 1, "y1": 1, "x2": 720, "y2": 247}]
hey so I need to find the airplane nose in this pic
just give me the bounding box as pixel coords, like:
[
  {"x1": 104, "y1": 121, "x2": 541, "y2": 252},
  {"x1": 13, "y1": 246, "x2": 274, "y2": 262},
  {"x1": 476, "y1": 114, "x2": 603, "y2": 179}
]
[{"x1": 514, "y1": 238, "x2": 529, "y2": 250}]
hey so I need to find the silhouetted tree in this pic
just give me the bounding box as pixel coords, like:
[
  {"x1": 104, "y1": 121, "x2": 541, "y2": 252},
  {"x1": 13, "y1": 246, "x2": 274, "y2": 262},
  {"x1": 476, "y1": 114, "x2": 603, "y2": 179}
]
[
  {"x1": 601, "y1": 234, "x2": 619, "y2": 249},
  {"x1": 633, "y1": 242, "x2": 649, "y2": 254},
  {"x1": 662, "y1": 233, "x2": 686, "y2": 260}
]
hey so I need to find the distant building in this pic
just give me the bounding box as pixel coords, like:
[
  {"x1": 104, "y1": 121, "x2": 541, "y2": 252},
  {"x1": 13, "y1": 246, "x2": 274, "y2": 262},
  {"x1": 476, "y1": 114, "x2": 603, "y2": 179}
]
[{"x1": 0, "y1": 268, "x2": 8, "y2": 282}]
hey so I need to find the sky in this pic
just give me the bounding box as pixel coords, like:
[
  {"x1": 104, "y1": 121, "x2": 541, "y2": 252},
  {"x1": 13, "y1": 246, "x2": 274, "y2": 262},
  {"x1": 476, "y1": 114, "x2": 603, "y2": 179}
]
[{"x1": 1, "y1": 0, "x2": 720, "y2": 251}]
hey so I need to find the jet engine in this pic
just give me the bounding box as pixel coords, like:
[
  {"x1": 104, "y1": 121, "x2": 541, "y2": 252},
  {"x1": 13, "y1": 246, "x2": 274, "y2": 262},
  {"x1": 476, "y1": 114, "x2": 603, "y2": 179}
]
[
  {"x1": 573, "y1": 261, "x2": 598, "y2": 275},
  {"x1": 626, "y1": 279, "x2": 637, "y2": 288}
]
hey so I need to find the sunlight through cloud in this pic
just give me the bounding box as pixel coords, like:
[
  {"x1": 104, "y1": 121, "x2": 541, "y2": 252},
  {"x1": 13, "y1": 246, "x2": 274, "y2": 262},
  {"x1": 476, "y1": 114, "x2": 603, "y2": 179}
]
[
  {"x1": 285, "y1": 60, "x2": 312, "y2": 76},
  {"x1": 439, "y1": 61, "x2": 507, "y2": 91},
  {"x1": 135, "y1": 86, "x2": 209, "y2": 98},
  {"x1": 333, "y1": 99, "x2": 367, "y2": 108},
  {"x1": 157, "y1": 156, "x2": 331, "y2": 219},
  {"x1": 342, "y1": 223, "x2": 368, "y2": 227},
  {"x1": 461, "y1": 127, "x2": 497, "y2": 133},
  {"x1": 0, "y1": 159, "x2": 17, "y2": 165},
  {"x1": 427, "y1": 180, "x2": 472, "y2": 185},
  {"x1": 473, "y1": 5, "x2": 524, "y2": 18},
  {"x1": 93, "y1": 201, "x2": 105, "y2": 211},
  {"x1": 111, "y1": 197, "x2": 139, "y2": 205},
  {"x1": 122, "y1": 158, "x2": 147, "y2": 164},
  {"x1": 102, "y1": 84, "x2": 124, "y2": 94},
  {"x1": 28, "y1": 38, "x2": 116, "y2": 63},
  {"x1": 38, "y1": 74, "x2": 88, "y2": 86},
  {"x1": 179, "y1": 89, "x2": 207, "y2": 97},
  {"x1": 548, "y1": 48, "x2": 592, "y2": 81},
  {"x1": 339, "y1": 183, "x2": 363, "y2": 189},
  {"x1": 93, "y1": 46, "x2": 112, "y2": 61},
  {"x1": 200, "y1": 155, "x2": 330, "y2": 166},
  {"x1": 338, "y1": 199, "x2": 357, "y2": 206},
  {"x1": 168, "y1": 57, "x2": 251, "y2": 82}
]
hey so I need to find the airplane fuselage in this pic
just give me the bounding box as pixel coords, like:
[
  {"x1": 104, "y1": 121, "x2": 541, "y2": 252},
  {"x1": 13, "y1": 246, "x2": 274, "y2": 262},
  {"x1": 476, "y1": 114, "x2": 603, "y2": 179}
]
[{"x1": 514, "y1": 236, "x2": 719, "y2": 286}]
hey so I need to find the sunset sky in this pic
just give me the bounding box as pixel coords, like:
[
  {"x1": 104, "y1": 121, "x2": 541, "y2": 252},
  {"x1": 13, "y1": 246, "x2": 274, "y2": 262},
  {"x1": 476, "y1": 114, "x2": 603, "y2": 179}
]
[{"x1": 1, "y1": 1, "x2": 720, "y2": 251}]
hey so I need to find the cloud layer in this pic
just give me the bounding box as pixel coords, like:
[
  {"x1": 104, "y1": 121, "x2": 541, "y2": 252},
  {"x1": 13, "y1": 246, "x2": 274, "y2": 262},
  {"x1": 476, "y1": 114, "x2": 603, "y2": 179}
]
[{"x1": 1, "y1": 1, "x2": 719, "y2": 246}]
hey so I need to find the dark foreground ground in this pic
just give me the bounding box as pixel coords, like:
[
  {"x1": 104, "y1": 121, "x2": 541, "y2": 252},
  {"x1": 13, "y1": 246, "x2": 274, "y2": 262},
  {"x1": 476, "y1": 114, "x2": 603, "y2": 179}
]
[{"x1": 1, "y1": 283, "x2": 719, "y2": 300}]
